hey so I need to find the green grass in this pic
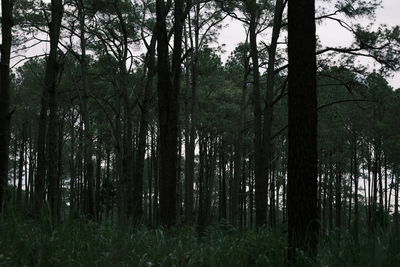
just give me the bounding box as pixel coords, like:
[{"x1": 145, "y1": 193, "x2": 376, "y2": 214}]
[
  {"x1": 1, "y1": 214, "x2": 400, "y2": 266},
  {"x1": 0, "y1": 216, "x2": 286, "y2": 267},
  {"x1": 318, "y1": 229, "x2": 400, "y2": 267}
]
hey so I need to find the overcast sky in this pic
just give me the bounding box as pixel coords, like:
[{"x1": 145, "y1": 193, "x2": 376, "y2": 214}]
[
  {"x1": 218, "y1": 0, "x2": 400, "y2": 88},
  {"x1": 4, "y1": 0, "x2": 399, "y2": 88}
]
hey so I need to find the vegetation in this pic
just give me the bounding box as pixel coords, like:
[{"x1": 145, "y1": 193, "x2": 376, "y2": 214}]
[
  {"x1": 1, "y1": 211, "x2": 400, "y2": 266},
  {"x1": 1, "y1": 0, "x2": 400, "y2": 266}
]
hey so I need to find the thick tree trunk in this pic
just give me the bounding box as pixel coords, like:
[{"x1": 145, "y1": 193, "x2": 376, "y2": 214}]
[
  {"x1": 0, "y1": 0, "x2": 13, "y2": 212},
  {"x1": 287, "y1": 0, "x2": 319, "y2": 261},
  {"x1": 35, "y1": 0, "x2": 63, "y2": 215},
  {"x1": 156, "y1": 0, "x2": 184, "y2": 226}
]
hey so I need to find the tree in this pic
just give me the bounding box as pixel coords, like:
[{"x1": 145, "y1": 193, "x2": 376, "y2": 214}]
[
  {"x1": 287, "y1": 0, "x2": 319, "y2": 262},
  {"x1": 34, "y1": 0, "x2": 64, "y2": 216},
  {"x1": 184, "y1": 0, "x2": 225, "y2": 226},
  {"x1": 0, "y1": 0, "x2": 14, "y2": 212},
  {"x1": 156, "y1": 0, "x2": 185, "y2": 226}
]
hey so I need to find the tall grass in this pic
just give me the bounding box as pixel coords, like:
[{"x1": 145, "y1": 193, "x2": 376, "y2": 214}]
[{"x1": 0, "y1": 212, "x2": 399, "y2": 266}]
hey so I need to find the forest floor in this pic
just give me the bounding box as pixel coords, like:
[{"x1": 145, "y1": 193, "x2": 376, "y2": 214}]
[{"x1": 1, "y1": 213, "x2": 399, "y2": 266}]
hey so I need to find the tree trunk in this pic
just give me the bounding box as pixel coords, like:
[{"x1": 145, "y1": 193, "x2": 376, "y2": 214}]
[
  {"x1": 184, "y1": 6, "x2": 200, "y2": 225},
  {"x1": 335, "y1": 168, "x2": 342, "y2": 237},
  {"x1": 0, "y1": 0, "x2": 13, "y2": 212},
  {"x1": 287, "y1": 0, "x2": 319, "y2": 261},
  {"x1": 156, "y1": 0, "x2": 184, "y2": 226},
  {"x1": 77, "y1": 0, "x2": 96, "y2": 220},
  {"x1": 17, "y1": 124, "x2": 26, "y2": 204},
  {"x1": 232, "y1": 48, "x2": 249, "y2": 226},
  {"x1": 247, "y1": 1, "x2": 267, "y2": 226},
  {"x1": 69, "y1": 112, "x2": 76, "y2": 217},
  {"x1": 262, "y1": 0, "x2": 285, "y2": 227},
  {"x1": 353, "y1": 132, "x2": 359, "y2": 242},
  {"x1": 197, "y1": 135, "x2": 206, "y2": 228},
  {"x1": 134, "y1": 36, "x2": 157, "y2": 222},
  {"x1": 35, "y1": 0, "x2": 63, "y2": 215}
]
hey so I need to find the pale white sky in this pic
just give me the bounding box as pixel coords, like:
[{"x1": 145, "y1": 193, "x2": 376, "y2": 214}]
[
  {"x1": 3, "y1": 0, "x2": 399, "y2": 88},
  {"x1": 218, "y1": 0, "x2": 400, "y2": 88}
]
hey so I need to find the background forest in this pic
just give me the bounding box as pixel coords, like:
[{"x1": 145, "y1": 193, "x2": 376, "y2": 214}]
[{"x1": 1, "y1": 0, "x2": 400, "y2": 266}]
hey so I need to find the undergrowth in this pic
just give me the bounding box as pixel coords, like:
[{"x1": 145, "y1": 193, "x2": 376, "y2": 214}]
[{"x1": 0, "y1": 212, "x2": 399, "y2": 266}]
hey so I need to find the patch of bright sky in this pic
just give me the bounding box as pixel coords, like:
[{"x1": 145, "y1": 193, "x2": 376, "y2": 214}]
[{"x1": 218, "y1": 0, "x2": 400, "y2": 89}]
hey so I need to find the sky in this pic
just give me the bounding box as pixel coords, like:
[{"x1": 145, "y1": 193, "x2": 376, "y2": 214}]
[
  {"x1": 3, "y1": 0, "x2": 399, "y2": 88},
  {"x1": 218, "y1": 0, "x2": 400, "y2": 89}
]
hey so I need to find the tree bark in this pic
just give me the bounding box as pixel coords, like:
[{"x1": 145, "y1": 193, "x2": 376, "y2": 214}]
[
  {"x1": 261, "y1": 0, "x2": 285, "y2": 227},
  {"x1": 247, "y1": 0, "x2": 267, "y2": 226},
  {"x1": 156, "y1": 0, "x2": 184, "y2": 226},
  {"x1": 134, "y1": 36, "x2": 157, "y2": 222},
  {"x1": 232, "y1": 47, "x2": 249, "y2": 227},
  {"x1": 0, "y1": 0, "x2": 13, "y2": 212},
  {"x1": 287, "y1": 0, "x2": 319, "y2": 262},
  {"x1": 76, "y1": 0, "x2": 97, "y2": 220},
  {"x1": 34, "y1": 0, "x2": 63, "y2": 215},
  {"x1": 184, "y1": 5, "x2": 200, "y2": 225},
  {"x1": 17, "y1": 124, "x2": 26, "y2": 204}
]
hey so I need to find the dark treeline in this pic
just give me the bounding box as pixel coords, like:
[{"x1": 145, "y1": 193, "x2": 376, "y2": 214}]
[{"x1": 1, "y1": 0, "x2": 400, "y2": 264}]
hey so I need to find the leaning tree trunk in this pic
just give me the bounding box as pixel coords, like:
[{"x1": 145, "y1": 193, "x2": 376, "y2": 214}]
[
  {"x1": 0, "y1": 0, "x2": 13, "y2": 212},
  {"x1": 287, "y1": 0, "x2": 319, "y2": 262}
]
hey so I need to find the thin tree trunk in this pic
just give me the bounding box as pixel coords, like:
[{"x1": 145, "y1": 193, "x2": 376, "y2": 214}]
[
  {"x1": 232, "y1": 47, "x2": 249, "y2": 226},
  {"x1": 262, "y1": 0, "x2": 285, "y2": 227},
  {"x1": 247, "y1": 1, "x2": 267, "y2": 226},
  {"x1": 134, "y1": 36, "x2": 157, "y2": 222},
  {"x1": 17, "y1": 124, "x2": 26, "y2": 204},
  {"x1": 335, "y1": 168, "x2": 342, "y2": 237},
  {"x1": 76, "y1": 0, "x2": 96, "y2": 220},
  {"x1": 185, "y1": 6, "x2": 200, "y2": 225},
  {"x1": 353, "y1": 132, "x2": 359, "y2": 243},
  {"x1": 219, "y1": 140, "x2": 227, "y2": 222},
  {"x1": 69, "y1": 112, "x2": 76, "y2": 217}
]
